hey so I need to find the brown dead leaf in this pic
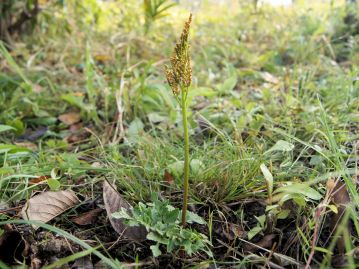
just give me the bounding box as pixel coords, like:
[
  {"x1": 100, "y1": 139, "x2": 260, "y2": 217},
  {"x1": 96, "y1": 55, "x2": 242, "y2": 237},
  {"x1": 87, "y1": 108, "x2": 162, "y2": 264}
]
[
  {"x1": 164, "y1": 170, "x2": 174, "y2": 185},
  {"x1": 21, "y1": 190, "x2": 79, "y2": 227},
  {"x1": 72, "y1": 256, "x2": 93, "y2": 269},
  {"x1": 33, "y1": 84, "x2": 43, "y2": 93},
  {"x1": 73, "y1": 92, "x2": 85, "y2": 97},
  {"x1": 0, "y1": 230, "x2": 28, "y2": 264},
  {"x1": 103, "y1": 181, "x2": 146, "y2": 241},
  {"x1": 329, "y1": 180, "x2": 351, "y2": 258},
  {"x1": 18, "y1": 126, "x2": 47, "y2": 142},
  {"x1": 66, "y1": 128, "x2": 90, "y2": 144},
  {"x1": 58, "y1": 112, "x2": 81, "y2": 125},
  {"x1": 69, "y1": 122, "x2": 83, "y2": 132},
  {"x1": 14, "y1": 142, "x2": 38, "y2": 151},
  {"x1": 260, "y1": 71, "x2": 279, "y2": 84},
  {"x1": 29, "y1": 175, "x2": 50, "y2": 185},
  {"x1": 244, "y1": 234, "x2": 277, "y2": 252},
  {"x1": 223, "y1": 223, "x2": 246, "y2": 241},
  {"x1": 94, "y1": 54, "x2": 112, "y2": 63},
  {"x1": 71, "y1": 208, "x2": 103, "y2": 226}
]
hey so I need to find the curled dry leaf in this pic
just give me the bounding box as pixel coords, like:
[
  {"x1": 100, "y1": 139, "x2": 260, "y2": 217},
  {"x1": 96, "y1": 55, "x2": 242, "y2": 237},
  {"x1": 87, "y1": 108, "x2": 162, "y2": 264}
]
[
  {"x1": 72, "y1": 256, "x2": 93, "y2": 269},
  {"x1": 14, "y1": 141, "x2": 38, "y2": 151},
  {"x1": 18, "y1": 126, "x2": 48, "y2": 142},
  {"x1": 244, "y1": 234, "x2": 277, "y2": 253},
  {"x1": 58, "y1": 112, "x2": 81, "y2": 125},
  {"x1": 103, "y1": 181, "x2": 146, "y2": 241},
  {"x1": 0, "y1": 230, "x2": 28, "y2": 264},
  {"x1": 29, "y1": 175, "x2": 50, "y2": 185},
  {"x1": 21, "y1": 190, "x2": 79, "y2": 228},
  {"x1": 71, "y1": 208, "x2": 103, "y2": 226},
  {"x1": 329, "y1": 180, "x2": 351, "y2": 258}
]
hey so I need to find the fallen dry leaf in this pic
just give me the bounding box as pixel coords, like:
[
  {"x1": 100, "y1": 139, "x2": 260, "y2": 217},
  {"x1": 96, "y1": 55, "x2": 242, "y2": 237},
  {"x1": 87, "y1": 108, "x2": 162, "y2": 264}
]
[
  {"x1": 21, "y1": 190, "x2": 79, "y2": 227},
  {"x1": 260, "y1": 71, "x2": 279, "y2": 84},
  {"x1": 0, "y1": 230, "x2": 28, "y2": 264},
  {"x1": 29, "y1": 175, "x2": 50, "y2": 185},
  {"x1": 18, "y1": 126, "x2": 47, "y2": 142},
  {"x1": 223, "y1": 223, "x2": 246, "y2": 241},
  {"x1": 244, "y1": 234, "x2": 277, "y2": 252},
  {"x1": 329, "y1": 180, "x2": 351, "y2": 259},
  {"x1": 94, "y1": 54, "x2": 112, "y2": 63},
  {"x1": 163, "y1": 170, "x2": 174, "y2": 188},
  {"x1": 69, "y1": 122, "x2": 83, "y2": 132},
  {"x1": 14, "y1": 142, "x2": 38, "y2": 151},
  {"x1": 71, "y1": 208, "x2": 103, "y2": 226},
  {"x1": 58, "y1": 112, "x2": 81, "y2": 125},
  {"x1": 103, "y1": 181, "x2": 146, "y2": 241},
  {"x1": 73, "y1": 92, "x2": 85, "y2": 97},
  {"x1": 72, "y1": 256, "x2": 93, "y2": 269},
  {"x1": 66, "y1": 128, "x2": 90, "y2": 144}
]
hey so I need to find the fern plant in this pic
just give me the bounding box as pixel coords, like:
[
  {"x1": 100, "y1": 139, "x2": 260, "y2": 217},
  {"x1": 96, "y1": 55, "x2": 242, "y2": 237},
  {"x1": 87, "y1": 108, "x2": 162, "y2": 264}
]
[
  {"x1": 164, "y1": 14, "x2": 192, "y2": 227},
  {"x1": 143, "y1": 0, "x2": 176, "y2": 34},
  {"x1": 112, "y1": 194, "x2": 212, "y2": 257}
]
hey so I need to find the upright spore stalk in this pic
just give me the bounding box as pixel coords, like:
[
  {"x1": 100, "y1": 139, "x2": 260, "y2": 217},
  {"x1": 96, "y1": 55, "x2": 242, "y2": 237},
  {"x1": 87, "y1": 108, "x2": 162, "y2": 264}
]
[{"x1": 165, "y1": 14, "x2": 192, "y2": 227}]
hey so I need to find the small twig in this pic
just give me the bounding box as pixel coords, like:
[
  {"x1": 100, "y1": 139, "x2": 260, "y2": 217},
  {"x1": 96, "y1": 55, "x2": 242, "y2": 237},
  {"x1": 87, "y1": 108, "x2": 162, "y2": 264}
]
[
  {"x1": 112, "y1": 73, "x2": 125, "y2": 144},
  {"x1": 0, "y1": 206, "x2": 22, "y2": 214},
  {"x1": 304, "y1": 206, "x2": 323, "y2": 269}
]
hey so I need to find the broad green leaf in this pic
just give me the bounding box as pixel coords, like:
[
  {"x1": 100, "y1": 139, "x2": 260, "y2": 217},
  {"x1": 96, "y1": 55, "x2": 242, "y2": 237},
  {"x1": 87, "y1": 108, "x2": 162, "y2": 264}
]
[
  {"x1": 47, "y1": 178, "x2": 61, "y2": 191},
  {"x1": 112, "y1": 209, "x2": 131, "y2": 220},
  {"x1": 6, "y1": 119, "x2": 25, "y2": 135},
  {"x1": 0, "y1": 144, "x2": 30, "y2": 154},
  {"x1": 168, "y1": 159, "x2": 204, "y2": 177},
  {"x1": 168, "y1": 161, "x2": 184, "y2": 176},
  {"x1": 190, "y1": 159, "x2": 204, "y2": 175},
  {"x1": 150, "y1": 244, "x2": 162, "y2": 257},
  {"x1": 255, "y1": 215, "x2": 266, "y2": 227},
  {"x1": 147, "y1": 232, "x2": 169, "y2": 244},
  {"x1": 274, "y1": 183, "x2": 322, "y2": 200},
  {"x1": 0, "y1": 125, "x2": 15, "y2": 133},
  {"x1": 166, "y1": 208, "x2": 180, "y2": 223},
  {"x1": 277, "y1": 209, "x2": 290, "y2": 219},
  {"x1": 186, "y1": 211, "x2": 206, "y2": 225},
  {"x1": 248, "y1": 226, "x2": 262, "y2": 240},
  {"x1": 276, "y1": 193, "x2": 307, "y2": 207},
  {"x1": 325, "y1": 204, "x2": 338, "y2": 214},
  {"x1": 260, "y1": 164, "x2": 273, "y2": 199},
  {"x1": 61, "y1": 94, "x2": 89, "y2": 113},
  {"x1": 265, "y1": 204, "x2": 278, "y2": 212},
  {"x1": 265, "y1": 140, "x2": 294, "y2": 154},
  {"x1": 217, "y1": 75, "x2": 237, "y2": 95},
  {"x1": 127, "y1": 118, "x2": 144, "y2": 143}
]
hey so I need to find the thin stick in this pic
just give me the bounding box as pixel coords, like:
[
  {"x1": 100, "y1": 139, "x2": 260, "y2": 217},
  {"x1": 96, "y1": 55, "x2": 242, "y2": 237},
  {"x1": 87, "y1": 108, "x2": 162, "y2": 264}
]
[{"x1": 112, "y1": 73, "x2": 125, "y2": 144}]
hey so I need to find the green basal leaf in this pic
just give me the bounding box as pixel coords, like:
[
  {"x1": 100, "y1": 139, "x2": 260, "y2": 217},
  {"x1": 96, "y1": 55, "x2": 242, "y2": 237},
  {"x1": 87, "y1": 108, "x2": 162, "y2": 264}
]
[
  {"x1": 0, "y1": 125, "x2": 15, "y2": 133},
  {"x1": 150, "y1": 244, "x2": 162, "y2": 257},
  {"x1": 260, "y1": 163, "x2": 273, "y2": 199},
  {"x1": 277, "y1": 209, "x2": 290, "y2": 220},
  {"x1": 47, "y1": 178, "x2": 61, "y2": 191},
  {"x1": 265, "y1": 140, "x2": 294, "y2": 154},
  {"x1": 112, "y1": 208, "x2": 131, "y2": 220},
  {"x1": 273, "y1": 183, "x2": 322, "y2": 200},
  {"x1": 255, "y1": 214, "x2": 266, "y2": 228},
  {"x1": 248, "y1": 226, "x2": 262, "y2": 240},
  {"x1": 112, "y1": 195, "x2": 212, "y2": 258},
  {"x1": 147, "y1": 231, "x2": 169, "y2": 244},
  {"x1": 186, "y1": 210, "x2": 206, "y2": 225}
]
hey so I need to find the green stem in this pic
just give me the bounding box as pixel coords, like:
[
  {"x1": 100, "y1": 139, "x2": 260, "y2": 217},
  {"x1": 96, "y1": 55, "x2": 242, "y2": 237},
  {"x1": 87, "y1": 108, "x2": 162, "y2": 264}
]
[{"x1": 181, "y1": 87, "x2": 190, "y2": 227}]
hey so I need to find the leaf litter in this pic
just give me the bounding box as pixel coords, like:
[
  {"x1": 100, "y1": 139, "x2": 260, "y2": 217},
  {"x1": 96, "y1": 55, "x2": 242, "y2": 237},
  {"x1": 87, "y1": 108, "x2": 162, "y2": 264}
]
[{"x1": 21, "y1": 190, "x2": 80, "y2": 227}]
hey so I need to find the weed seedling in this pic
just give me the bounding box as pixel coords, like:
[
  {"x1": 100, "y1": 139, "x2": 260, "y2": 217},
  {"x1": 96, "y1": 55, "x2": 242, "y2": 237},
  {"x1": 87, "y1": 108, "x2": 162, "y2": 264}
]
[{"x1": 165, "y1": 14, "x2": 193, "y2": 227}]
